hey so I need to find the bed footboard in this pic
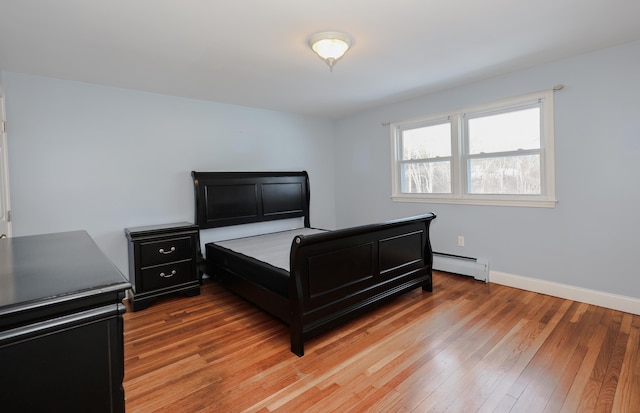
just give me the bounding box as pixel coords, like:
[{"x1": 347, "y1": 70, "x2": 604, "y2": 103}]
[{"x1": 288, "y1": 213, "x2": 436, "y2": 356}]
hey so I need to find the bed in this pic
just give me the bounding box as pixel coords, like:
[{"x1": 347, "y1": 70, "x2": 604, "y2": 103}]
[{"x1": 192, "y1": 171, "x2": 436, "y2": 356}]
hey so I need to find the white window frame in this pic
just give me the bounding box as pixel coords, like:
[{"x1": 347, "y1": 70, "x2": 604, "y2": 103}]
[{"x1": 390, "y1": 91, "x2": 556, "y2": 208}]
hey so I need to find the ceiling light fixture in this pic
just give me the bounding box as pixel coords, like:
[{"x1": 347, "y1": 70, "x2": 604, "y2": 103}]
[{"x1": 308, "y1": 31, "x2": 352, "y2": 71}]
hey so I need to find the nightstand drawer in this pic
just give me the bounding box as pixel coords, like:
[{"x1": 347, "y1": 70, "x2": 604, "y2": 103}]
[
  {"x1": 141, "y1": 260, "x2": 194, "y2": 292},
  {"x1": 139, "y1": 236, "x2": 193, "y2": 267}
]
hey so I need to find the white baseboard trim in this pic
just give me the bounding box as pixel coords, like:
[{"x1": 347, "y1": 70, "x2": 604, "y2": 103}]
[{"x1": 489, "y1": 271, "x2": 640, "y2": 316}]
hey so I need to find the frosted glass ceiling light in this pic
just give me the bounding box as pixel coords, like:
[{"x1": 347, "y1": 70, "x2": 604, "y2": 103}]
[{"x1": 309, "y1": 32, "x2": 352, "y2": 71}]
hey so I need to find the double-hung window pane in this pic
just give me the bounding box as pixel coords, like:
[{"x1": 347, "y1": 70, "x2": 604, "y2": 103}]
[
  {"x1": 465, "y1": 106, "x2": 542, "y2": 195},
  {"x1": 391, "y1": 90, "x2": 555, "y2": 207},
  {"x1": 399, "y1": 121, "x2": 451, "y2": 194}
]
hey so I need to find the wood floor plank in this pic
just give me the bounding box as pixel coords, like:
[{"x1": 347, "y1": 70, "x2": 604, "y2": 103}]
[
  {"x1": 474, "y1": 294, "x2": 567, "y2": 408},
  {"x1": 122, "y1": 271, "x2": 640, "y2": 413},
  {"x1": 558, "y1": 307, "x2": 609, "y2": 412},
  {"x1": 574, "y1": 310, "x2": 625, "y2": 412},
  {"x1": 595, "y1": 313, "x2": 634, "y2": 412},
  {"x1": 611, "y1": 316, "x2": 640, "y2": 411},
  {"x1": 512, "y1": 302, "x2": 592, "y2": 412},
  {"x1": 543, "y1": 304, "x2": 607, "y2": 412}
]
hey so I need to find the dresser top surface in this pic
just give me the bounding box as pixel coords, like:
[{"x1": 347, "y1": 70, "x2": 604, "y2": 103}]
[{"x1": 0, "y1": 230, "x2": 130, "y2": 310}]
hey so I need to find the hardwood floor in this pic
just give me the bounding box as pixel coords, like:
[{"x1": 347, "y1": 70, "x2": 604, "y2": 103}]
[{"x1": 123, "y1": 271, "x2": 640, "y2": 412}]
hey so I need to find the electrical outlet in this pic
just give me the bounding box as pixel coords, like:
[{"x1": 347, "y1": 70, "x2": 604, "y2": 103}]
[{"x1": 458, "y1": 236, "x2": 465, "y2": 247}]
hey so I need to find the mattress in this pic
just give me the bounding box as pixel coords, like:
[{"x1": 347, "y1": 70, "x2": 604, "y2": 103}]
[
  {"x1": 213, "y1": 227, "x2": 326, "y2": 272},
  {"x1": 207, "y1": 228, "x2": 326, "y2": 297}
]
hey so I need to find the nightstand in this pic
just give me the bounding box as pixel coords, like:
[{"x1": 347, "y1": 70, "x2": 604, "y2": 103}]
[{"x1": 125, "y1": 222, "x2": 200, "y2": 311}]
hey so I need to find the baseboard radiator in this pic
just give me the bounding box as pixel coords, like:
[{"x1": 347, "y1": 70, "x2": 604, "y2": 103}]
[{"x1": 433, "y1": 252, "x2": 489, "y2": 282}]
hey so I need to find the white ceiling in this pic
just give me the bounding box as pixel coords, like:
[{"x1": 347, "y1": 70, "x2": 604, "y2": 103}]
[{"x1": 1, "y1": 0, "x2": 640, "y2": 119}]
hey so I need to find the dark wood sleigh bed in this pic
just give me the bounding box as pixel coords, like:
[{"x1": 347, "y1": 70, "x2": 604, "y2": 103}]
[{"x1": 192, "y1": 171, "x2": 436, "y2": 356}]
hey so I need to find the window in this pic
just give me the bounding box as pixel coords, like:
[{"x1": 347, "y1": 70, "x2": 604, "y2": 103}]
[
  {"x1": 391, "y1": 91, "x2": 556, "y2": 207},
  {"x1": 399, "y1": 119, "x2": 452, "y2": 194}
]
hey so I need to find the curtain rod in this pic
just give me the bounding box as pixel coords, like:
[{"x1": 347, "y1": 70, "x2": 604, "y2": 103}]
[{"x1": 381, "y1": 84, "x2": 565, "y2": 127}]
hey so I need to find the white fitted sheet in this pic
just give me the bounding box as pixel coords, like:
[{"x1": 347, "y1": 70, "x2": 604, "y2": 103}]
[{"x1": 213, "y1": 228, "x2": 326, "y2": 272}]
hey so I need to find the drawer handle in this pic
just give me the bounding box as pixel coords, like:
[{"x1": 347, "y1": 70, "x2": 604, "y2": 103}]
[
  {"x1": 159, "y1": 247, "x2": 176, "y2": 254},
  {"x1": 160, "y1": 270, "x2": 177, "y2": 278}
]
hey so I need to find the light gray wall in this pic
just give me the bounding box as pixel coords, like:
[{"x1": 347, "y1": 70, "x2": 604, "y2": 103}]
[
  {"x1": 3, "y1": 40, "x2": 639, "y2": 300},
  {"x1": 333, "y1": 40, "x2": 640, "y2": 299},
  {"x1": 2, "y1": 72, "x2": 337, "y2": 277}
]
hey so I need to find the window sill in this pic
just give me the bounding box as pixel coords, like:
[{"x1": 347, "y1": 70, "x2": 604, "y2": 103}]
[{"x1": 391, "y1": 194, "x2": 557, "y2": 208}]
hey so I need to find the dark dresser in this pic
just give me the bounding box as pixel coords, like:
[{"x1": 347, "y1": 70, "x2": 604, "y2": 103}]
[
  {"x1": 125, "y1": 222, "x2": 200, "y2": 311},
  {"x1": 0, "y1": 230, "x2": 131, "y2": 412}
]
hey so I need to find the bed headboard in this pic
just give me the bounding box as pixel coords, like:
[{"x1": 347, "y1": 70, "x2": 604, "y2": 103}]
[{"x1": 191, "y1": 171, "x2": 311, "y2": 229}]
